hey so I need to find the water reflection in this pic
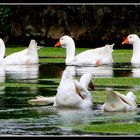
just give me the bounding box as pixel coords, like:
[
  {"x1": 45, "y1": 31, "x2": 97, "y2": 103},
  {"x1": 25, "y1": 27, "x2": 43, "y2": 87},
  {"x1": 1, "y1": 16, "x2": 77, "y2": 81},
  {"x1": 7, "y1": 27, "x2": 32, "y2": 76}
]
[
  {"x1": 77, "y1": 63, "x2": 140, "y2": 78},
  {"x1": 38, "y1": 63, "x2": 140, "y2": 78},
  {"x1": 59, "y1": 65, "x2": 113, "y2": 78},
  {"x1": 2, "y1": 62, "x2": 140, "y2": 82},
  {"x1": 54, "y1": 107, "x2": 97, "y2": 125},
  {"x1": 0, "y1": 66, "x2": 5, "y2": 94},
  {"x1": 28, "y1": 106, "x2": 140, "y2": 126},
  {"x1": 0, "y1": 66, "x2": 5, "y2": 83},
  {"x1": 75, "y1": 65, "x2": 113, "y2": 77},
  {"x1": 113, "y1": 62, "x2": 132, "y2": 68},
  {"x1": 0, "y1": 62, "x2": 140, "y2": 135},
  {"x1": 1, "y1": 64, "x2": 40, "y2": 99},
  {"x1": 113, "y1": 62, "x2": 140, "y2": 78},
  {"x1": 131, "y1": 67, "x2": 140, "y2": 77},
  {"x1": 39, "y1": 63, "x2": 65, "y2": 79},
  {"x1": 0, "y1": 106, "x2": 139, "y2": 135},
  {"x1": 4, "y1": 64, "x2": 39, "y2": 83}
]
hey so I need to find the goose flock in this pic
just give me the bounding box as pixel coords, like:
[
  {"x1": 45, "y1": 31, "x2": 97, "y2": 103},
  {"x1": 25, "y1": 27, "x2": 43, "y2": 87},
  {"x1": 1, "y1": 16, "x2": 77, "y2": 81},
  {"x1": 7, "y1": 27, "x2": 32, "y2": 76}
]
[{"x1": 0, "y1": 34, "x2": 138, "y2": 112}]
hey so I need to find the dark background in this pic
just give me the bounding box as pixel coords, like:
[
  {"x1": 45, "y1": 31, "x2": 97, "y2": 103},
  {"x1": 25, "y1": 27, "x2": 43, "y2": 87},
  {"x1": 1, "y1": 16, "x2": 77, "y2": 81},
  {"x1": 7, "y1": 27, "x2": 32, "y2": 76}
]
[{"x1": 0, "y1": 4, "x2": 139, "y2": 49}]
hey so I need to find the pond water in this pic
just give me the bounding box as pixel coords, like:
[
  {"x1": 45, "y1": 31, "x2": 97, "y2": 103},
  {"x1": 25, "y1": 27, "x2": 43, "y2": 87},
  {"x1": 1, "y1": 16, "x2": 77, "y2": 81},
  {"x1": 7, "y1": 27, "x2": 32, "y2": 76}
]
[{"x1": 0, "y1": 62, "x2": 140, "y2": 136}]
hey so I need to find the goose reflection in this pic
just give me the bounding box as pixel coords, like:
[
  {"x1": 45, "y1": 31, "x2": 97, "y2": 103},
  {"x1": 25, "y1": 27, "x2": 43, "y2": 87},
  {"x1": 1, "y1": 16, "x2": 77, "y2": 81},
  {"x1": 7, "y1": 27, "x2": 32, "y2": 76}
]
[
  {"x1": 4, "y1": 64, "x2": 39, "y2": 83},
  {"x1": 0, "y1": 65, "x2": 5, "y2": 93},
  {"x1": 61, "y1": 65, "x2": 113, "y2": 78},
  {"x1": 131, "y1": 67, "x2": 140, "y2": 77},
  {"x1": 29, "y1": 106, "x2": 96, "y2": 126},
  {"x1": 75, "y1": 65, "x2": 113, "y2": 77},
  {"x1": 0, "y1": 65, "x2": 5, "y2": 83}
]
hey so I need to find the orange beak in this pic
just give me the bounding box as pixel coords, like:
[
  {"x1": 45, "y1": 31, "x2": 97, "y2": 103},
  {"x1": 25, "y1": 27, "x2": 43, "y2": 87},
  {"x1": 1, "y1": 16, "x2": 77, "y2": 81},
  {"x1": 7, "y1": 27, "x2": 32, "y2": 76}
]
[
  {"x1": 122, "y1": 37, "x2": 129, "y2": 45},
  {"x1": 55, "y1": 41, "x2": 61, "y2": 47}
]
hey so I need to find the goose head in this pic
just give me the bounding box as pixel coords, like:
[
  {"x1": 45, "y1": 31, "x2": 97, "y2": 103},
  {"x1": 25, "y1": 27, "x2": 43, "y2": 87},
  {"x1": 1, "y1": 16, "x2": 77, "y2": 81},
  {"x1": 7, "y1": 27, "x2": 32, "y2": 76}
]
[
  {"x1": 28, "y1": 39, "x2": 37, "y2": 49},
  {"x1": 122, "y1": 34, "x2": 140, "y2": 45},
  {"x1": 29, "y1": 39, "x2": 43, "y2": 50},
  {"x1": 102, "y1": 88, "x2": 137, "y2": 112},
  {"x1": 29, "y1": 39, "x2": 37, "y2": 46},
  {"x1": 55, "y1": 35, "x2": 75, "y2": 48},
  {"x1": 105, "y1": 44, "x2": 114, "y2": 52}
]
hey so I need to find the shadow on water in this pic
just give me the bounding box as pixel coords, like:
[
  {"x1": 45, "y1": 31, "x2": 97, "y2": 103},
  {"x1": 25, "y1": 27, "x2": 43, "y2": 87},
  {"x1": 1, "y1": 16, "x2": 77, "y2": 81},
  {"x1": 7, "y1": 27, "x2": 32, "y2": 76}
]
[{"x1": 0, "y1": 62, "x2": 140, "y2": 135}]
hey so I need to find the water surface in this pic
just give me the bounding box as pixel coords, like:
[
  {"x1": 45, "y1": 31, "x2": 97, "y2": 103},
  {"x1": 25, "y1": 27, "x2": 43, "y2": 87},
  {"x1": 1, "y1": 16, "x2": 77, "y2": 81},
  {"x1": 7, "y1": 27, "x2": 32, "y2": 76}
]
[{"x1": 0, "y1": 62, "x2": 140, "y2": 136}]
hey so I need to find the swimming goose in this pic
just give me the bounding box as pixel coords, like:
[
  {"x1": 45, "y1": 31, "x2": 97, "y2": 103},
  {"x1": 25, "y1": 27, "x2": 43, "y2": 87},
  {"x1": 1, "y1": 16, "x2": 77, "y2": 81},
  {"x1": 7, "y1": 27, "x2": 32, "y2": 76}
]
[
  {"x1": 55, "y1": 35, "x2": 114, "y2": 66},
  {"x1": 0, "y1": 38, "x2": 5, "y2": 61},
  {"x1": 102, "y1": 88, "x2": 137, "y2": 112},
  {"x1": 28, "y1": 67, "x2": 94, "y2": 109},
  {"x1": 122, "y1": 34, "x2": 140, "y2": 64},
  {"x1": 1, "y1": 39, "x2": 40, "y2": 65}
]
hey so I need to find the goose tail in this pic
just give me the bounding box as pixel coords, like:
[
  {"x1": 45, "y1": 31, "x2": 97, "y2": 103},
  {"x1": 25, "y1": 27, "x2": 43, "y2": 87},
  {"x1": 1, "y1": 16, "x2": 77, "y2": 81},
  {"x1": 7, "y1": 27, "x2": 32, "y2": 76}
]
[{"x1": 28, "y1": 96, "x2": 55, "y2": 106}]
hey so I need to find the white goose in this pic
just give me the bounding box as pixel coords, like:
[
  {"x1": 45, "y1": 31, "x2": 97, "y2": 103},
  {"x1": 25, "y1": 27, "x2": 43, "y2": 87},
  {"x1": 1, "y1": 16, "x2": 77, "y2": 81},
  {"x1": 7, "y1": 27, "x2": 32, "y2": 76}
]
[
  {"x1": 122, "y1": 34, "x2": 140, "y2": 64},
  {"x1": 55, "y1": 35, "x2": 114, "y2": 66},
  {"x1": 28, "y1": 67, "x2": 94, "y2": 109},
  {"x1": 0, "y1": 38, "x2": 5, "y2": 61},
  {"x1": 0, "y1": 39, "x2": 40, "y2": 65},
  {"x1": 102, "y1": 88, "x2": 137, "y2": 112}
]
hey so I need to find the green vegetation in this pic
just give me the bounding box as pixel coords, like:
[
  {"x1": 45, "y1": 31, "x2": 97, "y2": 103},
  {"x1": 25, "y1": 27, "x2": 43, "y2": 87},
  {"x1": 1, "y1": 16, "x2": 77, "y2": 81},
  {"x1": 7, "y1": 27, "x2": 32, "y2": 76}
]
[
  {"x1": 77, "y1": 123, "x2": 140, "y2": 135},
  {"x1": 0, "y1": 6, "x2": 12, "y2": 35},
  {"x1": 95, "y1": 77, "x2": 140, "y2": 86}
]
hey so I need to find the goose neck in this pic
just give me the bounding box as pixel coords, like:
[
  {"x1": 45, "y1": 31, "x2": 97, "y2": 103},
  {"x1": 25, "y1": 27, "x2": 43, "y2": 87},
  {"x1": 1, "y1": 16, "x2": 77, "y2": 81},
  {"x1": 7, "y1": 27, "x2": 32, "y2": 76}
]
[
  {"x1": 65, "y1": 44, "x2": 75, "y2": 64},
  {"x1": 0, "y1": 40, "x2": 5, "y2": 61},
  {"x1": 132, "y1": 41, "x2": 140, "y2": 56}
]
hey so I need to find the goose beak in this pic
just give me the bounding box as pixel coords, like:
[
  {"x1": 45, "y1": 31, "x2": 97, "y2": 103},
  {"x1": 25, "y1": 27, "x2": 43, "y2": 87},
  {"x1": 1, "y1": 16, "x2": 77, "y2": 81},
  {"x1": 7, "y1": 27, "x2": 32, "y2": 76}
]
[
  {"x1": 55, "y1": 41, "x2": 61, "y2": 47},
  {"x1": 122, "y1": 37, "x2": 129, "y2": 45}
]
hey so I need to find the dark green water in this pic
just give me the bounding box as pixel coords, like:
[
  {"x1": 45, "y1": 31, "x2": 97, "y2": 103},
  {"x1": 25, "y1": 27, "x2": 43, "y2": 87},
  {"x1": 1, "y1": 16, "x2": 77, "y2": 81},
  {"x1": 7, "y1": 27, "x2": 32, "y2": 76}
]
[{"x1": 0, "y1": 63, "x2": 140, "y2": 136}]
